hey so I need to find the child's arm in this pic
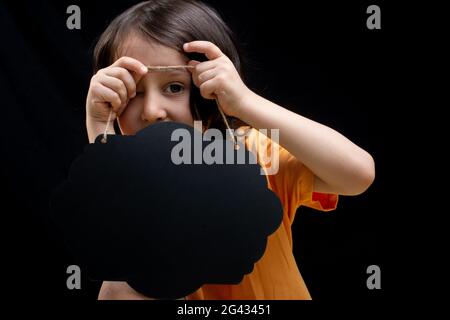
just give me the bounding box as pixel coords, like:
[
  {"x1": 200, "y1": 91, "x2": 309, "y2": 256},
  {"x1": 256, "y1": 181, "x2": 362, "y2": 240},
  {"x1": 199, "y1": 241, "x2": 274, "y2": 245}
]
[
  {"x1": 86, "y1": 57, "x2": 148, "y2": 143},
  {"x1": 184, "y1": 41, "x2": 375, "y2": 196},
  {"x1": 236, "y1": 93, "x2": 375, "y2": 196}
]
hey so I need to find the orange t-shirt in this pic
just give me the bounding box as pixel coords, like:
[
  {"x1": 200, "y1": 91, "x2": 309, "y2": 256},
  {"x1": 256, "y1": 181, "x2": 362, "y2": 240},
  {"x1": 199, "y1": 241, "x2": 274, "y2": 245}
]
[{"x1": 186, "y1": 128, "x2": 338, "y2": 300}]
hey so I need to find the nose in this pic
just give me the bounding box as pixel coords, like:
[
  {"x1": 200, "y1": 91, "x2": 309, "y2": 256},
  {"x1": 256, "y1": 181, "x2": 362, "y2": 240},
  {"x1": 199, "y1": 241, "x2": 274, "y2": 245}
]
[{"x1": 141, "y1": 92, "x2": 168, "y2": 124}]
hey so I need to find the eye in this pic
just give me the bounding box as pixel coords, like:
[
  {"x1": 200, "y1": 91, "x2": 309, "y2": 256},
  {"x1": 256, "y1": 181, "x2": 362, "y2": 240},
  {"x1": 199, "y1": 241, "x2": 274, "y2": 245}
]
[{"x1": 164, "y1": 83, "x2": 184, "y2": 95}]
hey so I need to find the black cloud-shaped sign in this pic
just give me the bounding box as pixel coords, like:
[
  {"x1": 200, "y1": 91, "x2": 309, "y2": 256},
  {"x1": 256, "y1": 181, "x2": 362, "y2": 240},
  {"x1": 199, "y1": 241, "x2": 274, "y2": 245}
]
[{"x1": 50, "y1": 122, "x2": 282, "y2": 299}]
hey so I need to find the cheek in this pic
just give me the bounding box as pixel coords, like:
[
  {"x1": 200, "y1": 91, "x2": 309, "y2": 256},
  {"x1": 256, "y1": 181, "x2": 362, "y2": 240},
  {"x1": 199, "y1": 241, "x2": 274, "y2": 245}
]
[
  {"x1": 117, "y1": 100, "x2": 144, "y2": 135},
  {"x1": 174, "y1": 97, "x2": 194, "y2": 126},
  {"x1": 182, "y1": 103, "x2": 194, "y2": 124}
]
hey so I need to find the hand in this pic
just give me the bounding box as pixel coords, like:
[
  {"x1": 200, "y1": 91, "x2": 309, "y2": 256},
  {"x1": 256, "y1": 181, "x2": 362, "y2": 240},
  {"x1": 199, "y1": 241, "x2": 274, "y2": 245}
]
[
  {"x1": 86, "y1": 57, "x2": 148, "y2": 126},
  {"x1": 183, "y1": 41, "x2": 252, "y2": 118}
]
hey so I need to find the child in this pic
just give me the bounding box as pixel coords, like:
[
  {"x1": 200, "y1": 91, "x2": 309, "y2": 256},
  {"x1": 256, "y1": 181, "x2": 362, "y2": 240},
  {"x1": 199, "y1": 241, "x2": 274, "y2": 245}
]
[{"x1": 86, "y1": 0, "x2": 375, "y2": 300}]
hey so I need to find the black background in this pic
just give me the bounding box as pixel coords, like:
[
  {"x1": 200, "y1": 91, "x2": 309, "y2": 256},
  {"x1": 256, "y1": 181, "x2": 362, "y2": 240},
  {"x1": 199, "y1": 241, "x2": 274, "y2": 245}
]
[{"x1": 0, "y1": 0, "x2": 394, "y2": 302}]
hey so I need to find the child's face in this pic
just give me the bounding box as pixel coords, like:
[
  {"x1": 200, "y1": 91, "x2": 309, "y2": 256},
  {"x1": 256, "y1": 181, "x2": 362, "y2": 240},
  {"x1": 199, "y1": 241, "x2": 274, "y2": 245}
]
[{"x1": 117, "y1": 34, "x2": 193, "y2": 135}]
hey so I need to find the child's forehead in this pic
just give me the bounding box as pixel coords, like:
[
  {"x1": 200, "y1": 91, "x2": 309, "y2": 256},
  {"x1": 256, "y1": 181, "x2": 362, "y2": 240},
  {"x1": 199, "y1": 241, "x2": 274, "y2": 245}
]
[{"x1": 118, "y1": 34, "x2": 188, "y2": 66}]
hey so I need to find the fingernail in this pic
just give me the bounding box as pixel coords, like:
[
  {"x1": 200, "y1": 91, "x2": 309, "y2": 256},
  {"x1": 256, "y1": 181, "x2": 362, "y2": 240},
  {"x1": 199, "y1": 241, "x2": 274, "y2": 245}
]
[
  {"x1": 141, "y1": 66, "x2": 148, "y2": 73},
  {"x1": 183, "y1": 43, "x2": 189, "y2": 50}
]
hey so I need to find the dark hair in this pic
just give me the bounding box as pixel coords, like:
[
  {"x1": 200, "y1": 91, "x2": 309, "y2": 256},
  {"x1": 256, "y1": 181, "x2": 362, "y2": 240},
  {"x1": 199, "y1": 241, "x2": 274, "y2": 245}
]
[{"x1": 93, "y1": 0, "x2": 247, "y2": 133}]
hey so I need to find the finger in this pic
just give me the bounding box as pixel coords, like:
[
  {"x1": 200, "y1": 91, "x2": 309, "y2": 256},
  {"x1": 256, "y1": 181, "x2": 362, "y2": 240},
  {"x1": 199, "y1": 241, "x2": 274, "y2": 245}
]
[
  {"x1": 103, "y1": 67, "x2": 137, "y2": 99},
  {"x1": 96, "y1": 86, "x2": 123, "y2": 113},
  {"x1": 198, "y1": 68, "x2": 218, "y2": 85},
  {"x1": 111, "y1": 56, "x2": 148, "y2": 82},
  {"x1": 191, "y1": 59, "x2": 217, "y2": 74},
  {"x1": 199, "y1": 79, "x2": 217, "y2": 100},
  {"x1": 188, "y1": 60, "x2": 216, "y2": 87},
  {"x1": 183, "y1": 41, "x2": 224, "y2": 60},
  {"x1": 99, "y1": 75, "x2": 128, "y2": 108},
  {"x1": 187, "y1": 60, "x2": 201, "y2": 73}
]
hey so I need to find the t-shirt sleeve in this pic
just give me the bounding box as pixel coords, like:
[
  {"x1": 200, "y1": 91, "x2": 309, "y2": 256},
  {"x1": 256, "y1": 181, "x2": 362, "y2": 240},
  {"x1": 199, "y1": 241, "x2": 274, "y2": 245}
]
[
  {"x1": 244, "y1": 127, "x2": 338, "y2": 224},
  {"x1": 267, "y1": 144, "x2": 339, "y2": 222}
]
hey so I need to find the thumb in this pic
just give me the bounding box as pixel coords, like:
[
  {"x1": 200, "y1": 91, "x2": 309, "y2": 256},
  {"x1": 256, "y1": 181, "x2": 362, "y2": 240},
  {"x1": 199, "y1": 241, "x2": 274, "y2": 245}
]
[{"x1": 187, "y1": 60, "x2": 201, "y2": 72}]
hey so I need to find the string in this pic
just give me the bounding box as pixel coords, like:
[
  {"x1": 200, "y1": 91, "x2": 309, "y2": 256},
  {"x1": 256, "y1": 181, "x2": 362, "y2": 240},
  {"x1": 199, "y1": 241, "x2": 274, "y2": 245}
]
[
  {"x1": 101, "y1": 108, "x2": 114, "y2": 144},
  {"x1": 101, "y1": 65, "x2": 238, "y2": 149},
  {"x1": 147, "y1": 65, "x2": 195, "y2": 72},
  {"x1": 215, "y1": 98, "x2": 238, "y2": 149}
]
